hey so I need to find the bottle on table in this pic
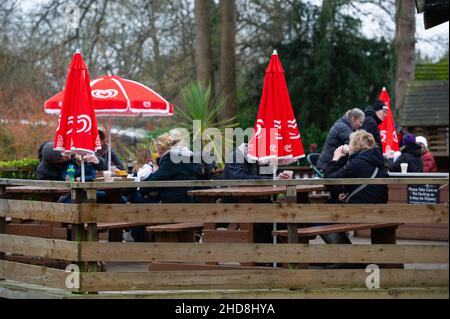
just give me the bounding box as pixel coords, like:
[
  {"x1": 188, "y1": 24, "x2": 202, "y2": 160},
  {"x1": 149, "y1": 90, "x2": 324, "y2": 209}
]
[{"x1": 67, "y1": 165, "x2": 75, "y2": 181}]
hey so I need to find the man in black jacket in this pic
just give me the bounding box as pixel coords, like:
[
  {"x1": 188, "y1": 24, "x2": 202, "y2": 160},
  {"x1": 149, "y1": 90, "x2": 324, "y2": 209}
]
[
  {"x1": 388, "y1": 133, "x2": 423, "y2": 173},
  {"x1": 363, "y1": 100, "x2": 388, "y2": 149}
]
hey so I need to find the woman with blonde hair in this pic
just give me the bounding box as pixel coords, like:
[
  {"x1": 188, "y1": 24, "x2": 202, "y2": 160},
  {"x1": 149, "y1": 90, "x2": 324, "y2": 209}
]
[
  {"x1": 324, "y1": 130, "x2": 388, "y2": 204},
  {"x1": 130, "y1": 129, "x2": 203, "y2": 204}
]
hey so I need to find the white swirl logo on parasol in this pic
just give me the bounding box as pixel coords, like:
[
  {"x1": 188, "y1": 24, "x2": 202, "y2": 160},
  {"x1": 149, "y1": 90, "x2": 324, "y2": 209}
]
[
  {"x1": 91, "y1": 89, "x2": 118, "y2": 99},
  {"x1": 143, "y1": 101, "x2": 152, "y2": 108},
  {"x1": 380, "y1": 130, "x2": 387, "y2": 143},
  {"x1": 76, "y1": 114, "x2": 92, "y2": 133},
  {"x1": 284, "y1": 144, "x2": 292, "y2": 152},
  {"x1": 393, "y1": 131, "x2": 398, "y2": 143},
  {"x1": 270, "y1": 144, "x2": 278, "y2": 152},
  {"x1": 56, "y1": 135, "x2": 64, "y2": 148},
  {"x1": 288, "y1": 119, "x2": 297, "y2": 129},
  {"x1": 255, "y1": 119, "x2": 264, "y2": 139},
  {"x1": 289, "y1": 132, "x2": 300, "y2": 140},
  {"x1": 66, "y1": 116, "x2": 74, "y2": 134}
]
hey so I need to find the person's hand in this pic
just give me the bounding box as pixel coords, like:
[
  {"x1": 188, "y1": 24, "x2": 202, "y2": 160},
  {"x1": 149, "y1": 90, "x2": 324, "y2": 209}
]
[
  {"x1": 332, "y1": 146, "x2": 346, "y2": 161},
  {"x1": 385, "y1": 150, "x2": 395, "y2": 159},
  {"x1": 338, "y1": 193, "x2": 347, "y2": 202},
  {"x1": 276, "y1": 172, "x2": 292, "y2": 180},
  {"x1": 65, "y1": 175, "x2": 69, "y2": 181},
  {"x1": 85, "y1": 154, "x2": 99, "y2": 164}
]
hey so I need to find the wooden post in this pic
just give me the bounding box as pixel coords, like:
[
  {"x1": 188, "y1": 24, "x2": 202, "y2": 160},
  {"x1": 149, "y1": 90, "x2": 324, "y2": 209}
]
[
  {"x1": 286, "y1": 185, "x2": 301, "y2": 269},
  {"x1": 0, "y1": 186, "x2": 6, "y2": 261},
  {"x1": 86, "y1": 189, "x2": 98, "y2": 273},
  {"x1": 71, "y1": 188, "x2": 86, "y2": 273}
]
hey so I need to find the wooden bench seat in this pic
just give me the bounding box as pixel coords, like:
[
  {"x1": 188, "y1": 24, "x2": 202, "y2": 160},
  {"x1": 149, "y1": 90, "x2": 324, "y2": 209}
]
[
  {"x1": 146, "y1": 223, "x2": 204, "y2": 242},
  {"x1": 272, "y1": 223, "x2": 400, "y2": 237},
  {"x1": 272, "y1": 223, "x2": 401, "y2": 240}
]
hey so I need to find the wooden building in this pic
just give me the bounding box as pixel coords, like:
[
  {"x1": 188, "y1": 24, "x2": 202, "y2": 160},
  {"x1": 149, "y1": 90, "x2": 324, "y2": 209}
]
[{"x1": 399, "y1": 60, "x2": 449, "y2": 172}]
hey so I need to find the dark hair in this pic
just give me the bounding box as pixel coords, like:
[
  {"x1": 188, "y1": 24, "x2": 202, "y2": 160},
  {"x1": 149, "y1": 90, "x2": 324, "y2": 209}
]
[
  {"x1": 98, "y1": 130, "x2": 105, "y2": 141},
  {"x1": 372, "y1": 100, "x2": 386, "y2": 111}
]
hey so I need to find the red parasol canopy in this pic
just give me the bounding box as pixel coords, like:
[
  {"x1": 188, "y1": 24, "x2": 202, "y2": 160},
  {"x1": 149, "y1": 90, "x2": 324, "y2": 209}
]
[
  {"x1": 54, "y1": 51, "x2": 101, "y2": 155},
  {"x1": 378, "y1": 87, "x2": 399, "y2": 154},
  {"x1": 45, "y1": 75, "x2": 173, "y2": 117},
  {"x1": 248, "y1": 51, "x2": 305, "y2": 164}
]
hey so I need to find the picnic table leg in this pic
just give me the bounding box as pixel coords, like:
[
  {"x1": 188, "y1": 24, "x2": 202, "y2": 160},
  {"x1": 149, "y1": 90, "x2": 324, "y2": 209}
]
[
  {"x1": 286, "y1": 185, "x2": 307, "y2": 269},
  {"x1": 371, "y1": 225, "x2": 404, "y2": 269}
]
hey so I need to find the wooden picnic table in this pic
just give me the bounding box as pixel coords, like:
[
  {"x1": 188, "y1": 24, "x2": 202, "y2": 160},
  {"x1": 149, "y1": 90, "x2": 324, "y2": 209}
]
[
  {"x1": 188, "y1": 184, "x2": 326, "y2": 202},
  {"x1": 188, "y1": 184, "x2": 328, "y2": 254}
]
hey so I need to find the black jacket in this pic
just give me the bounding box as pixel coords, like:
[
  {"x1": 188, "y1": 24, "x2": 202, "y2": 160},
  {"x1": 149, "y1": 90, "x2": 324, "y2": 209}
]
[
  {"x1": 140, "y1": 147, "x2": 203, "y2": 203},
  {"x1": 96, "y1": 145, "x2": 125, "y2": 170},
  {"x1": 363, "y1": 107, "x2": 383, "y2": 149},
  {"x1": 324, "y1": 148, "x2": 388, "y2": 204},
  {"x1": 317, "y1": 116, "x2": 354, "y2": 171},
  {"x1": 222, "y1": 149, "x2": 270, "y2": 180},
  {"x1": 388, "y1": 144, "x2": 423, "y2": 173}
]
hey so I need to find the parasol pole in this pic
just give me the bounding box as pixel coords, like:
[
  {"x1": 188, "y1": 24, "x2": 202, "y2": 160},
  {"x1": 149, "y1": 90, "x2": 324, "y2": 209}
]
[
  {"x1": 271, "y1": 158, "x2": 278, "y2": 268},
  {"x1": 108, "y1": 116, "x2": 112, "y2": 172},
  {"x1": 81, "y1": 157, "x2": 85, "y2": 183}
]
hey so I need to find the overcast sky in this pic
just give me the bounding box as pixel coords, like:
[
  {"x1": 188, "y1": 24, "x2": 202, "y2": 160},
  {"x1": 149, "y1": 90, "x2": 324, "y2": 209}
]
[{"x1": 20, "y1": 0, "x2": 449, "y2": 61}]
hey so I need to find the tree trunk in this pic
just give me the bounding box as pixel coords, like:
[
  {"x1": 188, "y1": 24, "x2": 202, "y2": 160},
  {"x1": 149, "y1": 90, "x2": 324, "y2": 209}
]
[
  {"x1": 394, "y1": 0, "x2": 415, "y2": 117},
  {"x1": 194, "y1": 0, "x2": 214, "y2": 90},
  {"x1": 219, "y1": 0, "x2": 237, "y2": 121}
]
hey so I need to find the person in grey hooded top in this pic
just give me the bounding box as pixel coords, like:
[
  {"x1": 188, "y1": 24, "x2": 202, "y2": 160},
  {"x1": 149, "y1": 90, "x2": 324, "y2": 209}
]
[{"x1": 316, "y1": 108, "x2": 365, "y2": 171}]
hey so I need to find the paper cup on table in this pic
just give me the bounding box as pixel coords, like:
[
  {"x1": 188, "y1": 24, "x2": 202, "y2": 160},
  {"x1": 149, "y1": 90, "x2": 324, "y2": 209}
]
[
  {"x1": 400, "y1": 163, "x2": 408, "y2": 174},
  {"x1": 283, "y1": 170, "x2": 294, "y2": 179},
  {"x1": 103, "y1": 171, "x2": 113, "y2": 182}
]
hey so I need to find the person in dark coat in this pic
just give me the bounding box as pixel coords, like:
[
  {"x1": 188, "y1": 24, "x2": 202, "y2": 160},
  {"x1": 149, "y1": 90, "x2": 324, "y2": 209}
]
[
  {"x1": 36, "y1": 141, "x2": 106, "y2": 180},
  {"x1": 222, "y1": 143, "x2": 291, "y2": 244},
  {"x1": 416, "y1": 136, "x2": 437, "y2": 173},
  {"x1": 223, "y1": 143, "x2": 272, "y2": 180},
  {"x1": 325, "y1": 130, "x2": 389, "y2": 204},
  {"x1": 387, "y1": 133, "x2": 423, "y2": 173},
  {"x1": 36, "y1": 142, "x2": 72, "y2": 180},
  {"x1": 96, "y1": 130, "x2": 125, "y2": 170},
  {"x1": 362, "y1": 100, "x2": 388, "y2": 149},
  {"x1": 316, "y1": 108, "x2": 365, "y2": 171},
  {"x1": 131, "y1": 130, "x2": 203, "y2": 204}
]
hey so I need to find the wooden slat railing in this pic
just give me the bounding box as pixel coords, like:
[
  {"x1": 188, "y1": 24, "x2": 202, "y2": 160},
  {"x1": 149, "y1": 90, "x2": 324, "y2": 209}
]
[{"x1": 0, "y1": 177, "x2": 448, "y2": 297}]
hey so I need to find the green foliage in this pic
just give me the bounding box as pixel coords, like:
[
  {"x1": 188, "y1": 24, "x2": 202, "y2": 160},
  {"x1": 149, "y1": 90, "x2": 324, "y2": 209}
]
[
  {"x1": 238, "y1": 2, "x2": 393, "y2": 153},
  {"x1": 0, "y1": 158, "x2": 39, "y2": 179},
  {"x1": 176, "y1": 82, "x2": 239, "y2": 167},
  {"x1": 0, "y1": 124, "x2": 16, "y2": 160}
]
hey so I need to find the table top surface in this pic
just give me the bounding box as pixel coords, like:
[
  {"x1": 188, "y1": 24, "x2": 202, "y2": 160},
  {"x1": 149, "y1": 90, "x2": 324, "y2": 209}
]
[
  {"x1": 6, "y1": 185, "x2": 70, "y2": 193},
  {"x1": 188, "y1": 184, "x2": 325, "y2": 197}
]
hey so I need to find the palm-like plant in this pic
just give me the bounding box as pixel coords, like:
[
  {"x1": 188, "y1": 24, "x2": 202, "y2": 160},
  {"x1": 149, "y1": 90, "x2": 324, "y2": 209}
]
[{"x1": 177, "y1": 82, "x2": 239, "y2": 167}]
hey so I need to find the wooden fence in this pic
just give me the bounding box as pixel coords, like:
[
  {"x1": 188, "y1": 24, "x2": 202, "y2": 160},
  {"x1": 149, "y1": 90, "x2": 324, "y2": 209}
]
[{"x1": 0, "y1": 177, "x2": 448, "y2": 298}]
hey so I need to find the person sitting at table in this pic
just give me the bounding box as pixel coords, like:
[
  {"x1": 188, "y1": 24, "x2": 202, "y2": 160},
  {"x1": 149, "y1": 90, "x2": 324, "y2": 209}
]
[
  {"x1": 416, "y1": 136, "x2": 437, "y2": 173},
  {"x1": 59, "y1": 154, "x2": 110, "y2": 203},
  {"x1": 323, "y1": 130, "x2": 389, "y2": 250},
  {"x1": 96, "y1": 130, "x2": 125, "y2": 171},
  {"x1": 36, "y1": 141, "x2": 72, "y2": 180},
  {"x1": 130, "y1": 129, "x2": 204, "y2": 204},
  {"x1": 325, "y1": 130, "x2": 389, "y2": 204},
  {"x1": 222, "y1": 143, "x2": 291, "y2": 244},
  {"x1": 316, "y1": 108, "x2": 365, "y2": 172},
  {"x1": 37, "y1": 141, "x2": 107, "y2": 180},
  {"x1": 223, "y1": 143, "x2": 291, "y2": 180},
  {"x1": 387, "y1": 133, "x2": 423, "y2": 173}
]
